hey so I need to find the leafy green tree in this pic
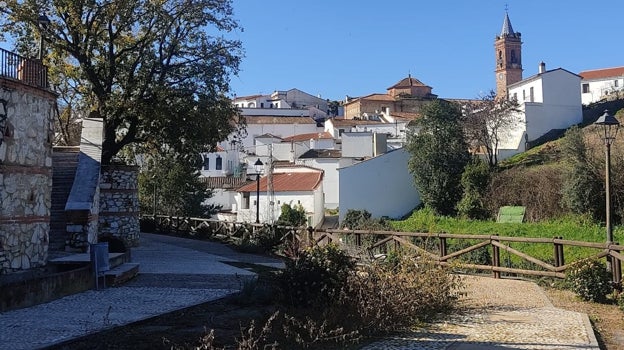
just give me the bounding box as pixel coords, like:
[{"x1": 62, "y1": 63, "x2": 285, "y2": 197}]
[
  {"x1": 407, "y1": 100, "x2": 470, "y2": 216},
  {"x1": 341, "y1": 209, "x2": 391, "y2": 230},
  {"x1": 457, "y1": 158, "x2": 491, "y2": 220},
  {"x1": 560, "y1": 126, "x2": 604, "y2": 220},
  {"x1": 1, "y1": 0, "x2": 243, "y2": 164},
  {"x1": 139, "y1": 153, "x2": 219, "y2": 217},
  {"x1": 278, "y1": 203, "x2": 307, "y2": 226}
]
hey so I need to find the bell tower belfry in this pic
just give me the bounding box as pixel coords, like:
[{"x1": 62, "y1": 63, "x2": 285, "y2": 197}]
[{"x1": 495, "y1": 12, "x2": 523, "y2": 98}]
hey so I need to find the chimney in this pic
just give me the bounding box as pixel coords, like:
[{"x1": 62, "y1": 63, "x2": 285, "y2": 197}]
[{"x1": 538, "y1": 61, "x2": 546, "y2": 74}]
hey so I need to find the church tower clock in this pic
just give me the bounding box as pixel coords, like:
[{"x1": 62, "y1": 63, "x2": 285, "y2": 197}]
[{"x1": 495, "y1": 12, "x2": 523, "y2": 98}]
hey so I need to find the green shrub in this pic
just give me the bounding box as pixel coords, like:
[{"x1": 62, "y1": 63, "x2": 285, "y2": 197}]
[
  {"x1": 565, "y1": 259, "x2": 613, "y2": 303},
  {"x1": 279, "y1": 244, "x2": 355, "y2": 307}
]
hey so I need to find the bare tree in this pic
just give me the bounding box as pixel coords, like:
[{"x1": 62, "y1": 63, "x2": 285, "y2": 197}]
[{"x1": 462, "y1": 90, "x2": 521, "y2": 166}]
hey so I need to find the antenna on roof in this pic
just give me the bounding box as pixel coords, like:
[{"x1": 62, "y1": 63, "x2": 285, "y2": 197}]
[{"x1": 505, "y1": 3, "x2": 509, "y2": 12}]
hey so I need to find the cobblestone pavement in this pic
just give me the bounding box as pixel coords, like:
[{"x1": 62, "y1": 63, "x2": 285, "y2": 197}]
[
  {"x1": 0, "y1": 233, "x2": 284, "y2": 350},
  {"x1": 362, "y1": 276, "x2": 600, "y2": 350}
]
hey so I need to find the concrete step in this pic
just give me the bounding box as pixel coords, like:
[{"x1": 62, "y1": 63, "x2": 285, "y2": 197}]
[{"x1": 103, "y1": 263, "x2": 140, "y2": 286}]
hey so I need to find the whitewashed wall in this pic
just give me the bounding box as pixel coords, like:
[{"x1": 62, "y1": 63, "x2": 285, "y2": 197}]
[
  {"x1": 235, "y1": 188, "x2": 323, "y2": 227},
  {"x1": 338, "y1": 148, "x2": 420, "y2": 222},
  {"x1": 581, "y1": 78, "x2": 624, "y2": 105},
  {"x1": 242, "y1": 123, "x2": 321, "y2": 150}
]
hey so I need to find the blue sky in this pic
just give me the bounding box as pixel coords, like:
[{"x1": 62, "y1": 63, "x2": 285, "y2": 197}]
[{"x1": 229, "y1": 1, "x2": 624, "y2": 101}]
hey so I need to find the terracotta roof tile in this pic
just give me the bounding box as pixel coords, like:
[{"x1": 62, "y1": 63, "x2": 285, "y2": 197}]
[
  {"x1": 237, "y1": 171, "x2": 323, "y2": 192},
  {"x1": 245, "y1": 116, "x2": 317, "y2": 124},
  {"x1": 579, "y1": 67, "x2": 624, "y2": 80},
  {"x1": 388, "y1": 75, "x2": 430, "y2": 89},
  {"x1": 281, "y1": 132, "x2": 333, "y2": 142}
]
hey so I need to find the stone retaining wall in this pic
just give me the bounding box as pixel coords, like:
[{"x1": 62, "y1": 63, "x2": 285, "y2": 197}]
[
  {"x1": 0, "y1": 78, "x2": 56, "y2": 274},
  {"x1": 99, "y1": 165, "x2": 140, "y2": 247}
]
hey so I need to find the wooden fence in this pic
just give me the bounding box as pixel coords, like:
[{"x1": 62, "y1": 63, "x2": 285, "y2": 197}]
[{"x1": 144, "y1": 215, "x2": 624, "y2": 284}]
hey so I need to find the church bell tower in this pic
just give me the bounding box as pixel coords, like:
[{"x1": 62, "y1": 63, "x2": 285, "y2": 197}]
[{"x1": 495, "y1": 12, "x2": 523, "y2": 98}]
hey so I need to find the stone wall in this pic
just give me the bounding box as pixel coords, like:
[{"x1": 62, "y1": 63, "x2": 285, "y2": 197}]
[
  {"x1": 0, "y1": 78, "x2": 56, "y2": 274},
  {"x1": 99, "y1": 165, "x2": 140, "y2": 247}
]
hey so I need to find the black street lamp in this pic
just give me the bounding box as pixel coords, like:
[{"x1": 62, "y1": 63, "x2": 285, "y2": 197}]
[
  {"x1": 37, "y1": 14, "x2": 50, "y2": 60},
  {"x1": 254, "y1": 158, "x2": 263, "y2": 223},
  {"x1": 595, "y1": 109, "x2": 620, "y2": 245}
]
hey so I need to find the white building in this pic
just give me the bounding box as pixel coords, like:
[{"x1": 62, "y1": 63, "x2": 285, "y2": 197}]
[
  {"x1": 233, "y1": 89, "x2": 329, "y2": 119},
  {"x1": 242, "y1": 116, "x2": 321, "y2": 151},
  {"x1": 296, "y1": 149, "x2": 358, "y2": 209},
  {"x1": 500, "y1": 63, "x2": 582, "y2": 160},
  {"x1": 338, "y1": 148, "x2": 420, "y2": 222},
  {"x1": 199, "y1": 145, "x2": 246, "y2": 217},
  {"x1": 579, "y1": 66, "x2": 624, "y2": 105},
  {"x1": 234, "y1": 166, "x2": 324, "y2": 227}
]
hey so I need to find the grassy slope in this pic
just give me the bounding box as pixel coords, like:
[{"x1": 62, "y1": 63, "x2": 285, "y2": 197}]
[{"x1": 391, "y1": 100, "x2": 624, "y2": 263}]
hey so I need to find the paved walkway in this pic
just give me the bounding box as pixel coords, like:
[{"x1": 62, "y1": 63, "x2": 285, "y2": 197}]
[
  {"x1": 0, "y1": 233, "x2": 284, "y2": 350},
  {"x1": 0, "y1": 234, "x2": 601, "y2": 350},
  {"x1": 362, "y1": 276, "x2": 600, "y2": 350}
]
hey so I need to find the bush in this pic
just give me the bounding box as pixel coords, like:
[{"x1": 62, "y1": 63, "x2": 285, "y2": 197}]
[
  {"x1": 279, "y1": 244, "x2": 355, "y2": 307},
  {"x1": 320, "y1": 253, "x2": 463, "y2": 334},
  {"x1": 565, "y1": 259, "x2": 613, "y2": 303}
]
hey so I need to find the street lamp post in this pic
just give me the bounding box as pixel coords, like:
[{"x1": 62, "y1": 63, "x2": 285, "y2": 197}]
[
  {"x1": 37, "y1": 14, "x2": 50, "y2": 60},
  {"x1": 254, "y1": 158, "x2": 263, "y2": 223},
  {"x1": 595, "y1": 110, "x2": 620, "y2": 246}
]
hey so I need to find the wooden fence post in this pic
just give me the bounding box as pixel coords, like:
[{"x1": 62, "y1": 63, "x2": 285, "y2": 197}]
[
  {"x1": 557, "y1": 236, "x2": 565, "y2": 268},
  {"x1": 553, "y1": 237, "x2": 560, "y2": 267},
  {"x1": 613, "y1": 242, "x2": 622, "y2": 286},
  {"x1": 439, "y1": 237, "x2": 447, "y2": 259},
  {"x1": 492, "y1": 235, "x2": 500, "y2": 279}
]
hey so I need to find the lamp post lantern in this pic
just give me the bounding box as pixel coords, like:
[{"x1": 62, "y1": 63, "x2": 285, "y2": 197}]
[
  {"x1": 595, "y1": 109, "x2": 620, "y2": 245},
  {"x1": 254, "y1": 158, "x2": 263, "y2": 223}
]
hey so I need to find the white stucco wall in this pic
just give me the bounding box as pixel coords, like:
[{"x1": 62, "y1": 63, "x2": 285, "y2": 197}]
[
  {"x1": 500, "y1": 69, "x2": 582, "y2": 159},
  {"x1": 295, "y1": 157, "x2": 358, "y2": 209},
  {"x1": 342, "y1": 132, "x2": 374, "y2": 158},
  {"x1": 581, "y1": 78, "x2": 624, "y2": 105},
  {"x1": 243, "y1": 123, "x2": 321, "y2": 150},
  {"x1": 203, "y1": 188, "x2": 237, "y2": 211},
  {"x1": 338, "y1": 148, "x2": 420, "y2": 222},
  {"x1": 199, "y1": 150, "x2": 240, "y2": 177},
  {"x1": 235, "y1": 188, "x2": 324, "y2": 227}
]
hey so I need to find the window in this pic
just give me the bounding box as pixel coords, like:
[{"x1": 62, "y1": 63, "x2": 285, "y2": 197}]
[
  {"x1": 529, "y1": 87, "x2": 534, "y2": 102},
  {"x1": 242, "y1": 193, "x2": 250, "y2": 209},
  {"x1": 203, "y1": 156, "x2": 209, "y2": 170},
  {"x1": 513, "y1": 92, "x2": 518, "y2": 101},
  {"x1": 616, "y1": 80, "x2": 619, "y2": 88},
  {"x1": 582, "y1": 83, "x2": 590, "y2": 93},
  {"x1": 338, "y1": 129, "x2": 344, "y2": 136},
  {"x1": 216, "y1": 156, "x2": 222, "y2": 170},
  {"x1": 522, "y1": 90, "x2": 526, "y2": 101},
  {"x1": 260, "y1": 102, "x2": 264, "y2": 108}
]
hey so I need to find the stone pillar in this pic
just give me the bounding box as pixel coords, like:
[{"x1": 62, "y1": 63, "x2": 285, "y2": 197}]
[
  {"x1": 98, "y1": 165, "x2": 140, "y2": 247},
  {"x1": 0, "y1": 79, "x2": 55, "y2": 273}
]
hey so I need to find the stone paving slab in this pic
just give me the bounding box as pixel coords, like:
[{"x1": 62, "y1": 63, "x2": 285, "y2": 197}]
[{"x1": 0, "y1": 233, "x2": 284, "y2": 350}]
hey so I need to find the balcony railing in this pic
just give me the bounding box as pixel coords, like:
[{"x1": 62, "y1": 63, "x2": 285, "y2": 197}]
[{"x1": 0, "y1": 47, "x2": 48, "y2": 89}]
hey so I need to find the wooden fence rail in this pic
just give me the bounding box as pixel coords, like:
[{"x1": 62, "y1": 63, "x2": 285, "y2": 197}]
[{"x1": 144, "y1": 215, "x2": 624, "y2": 283}]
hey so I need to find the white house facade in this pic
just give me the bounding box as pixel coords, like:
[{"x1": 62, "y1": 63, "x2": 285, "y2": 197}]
[
  {"x1": 579, "y1": 66, "x2": 624, "y2": 105},
  {"x1": 500, "y1": 64, "x2": 582, "y2": 160},
  {"x1": 338, "y1": 147, "x2": 420, "y2": 222},
  {"x1": 234, "y1": 167, "x2": 324, "y2": 227}
]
